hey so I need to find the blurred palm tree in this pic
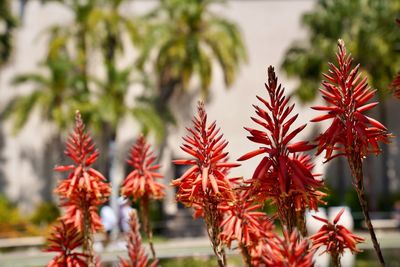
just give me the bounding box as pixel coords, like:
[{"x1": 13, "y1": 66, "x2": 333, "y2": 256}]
[
  {"x1": 137, "y1": 0, "x2": 247, "y2": 155},
  {"x1": 0, "y1": 0, "x2": 17, "y2": 69},
  {"x1": 42, "y1": 0, "x2": 102, "y2": 93},
  {"x1": 282, "y1": 0, "x2": 400, "y2": 102},
  {"x1": 3, "y1": 51, "x2": 76, "y2": 134},
  {"x1": 8, "y1": 0, "x2": 158, "y2": 174},
  {"x1": 281, "y1": 0, "x2": 400, "y2": 204},
  {"x1": 1, "y1": 48, "x2": 78, "y2": 199}
]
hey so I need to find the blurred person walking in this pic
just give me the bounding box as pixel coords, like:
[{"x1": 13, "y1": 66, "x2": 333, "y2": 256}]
[
  {"x1": 119, "y1": 197, "x2": 133, "y2": 234},
  {"x1": 100, "y1": 203, "x2": 117, "y2": 248}
]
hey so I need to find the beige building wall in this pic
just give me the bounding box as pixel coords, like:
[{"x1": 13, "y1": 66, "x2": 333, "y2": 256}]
[{"x1": 7, "y1": 0, "x2": 397, "y2": 214}]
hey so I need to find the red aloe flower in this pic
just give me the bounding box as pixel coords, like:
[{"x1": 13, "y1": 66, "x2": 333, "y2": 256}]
[
  {"x1": 311, "y1": 40, "x2": 391, "y2": 160},
  {"x1": 45, "y1": 219, "x2": 87, "y2": 267},
  {"x1": 219, "y1": 190, "x2": 269, "y2": 248},
  {"x1": 121, "y1": 135, "x2": 165, "y2": 261},
  {"x1": 261, "y1": 229, "x2": 314, "y2": 267},
  {"x1": 54, "y1": 111, "x2": 111, "y2": 266},
  {"x1": 311, "y1": 40, "x2": 390, "y2": 265},
  {"x1": 62, "y1": 201, "x2": 104, "y2": 232},
  {"x1": 172, "y1": 102, "x2": 240, "y2": 204},
  {"x1": 119, "y1": 211, "x2": 158, "y2": 267},
  {"x1": 219, "y1": 189, "x2": 275, "y2": 266},
  {"x1": 246, "y1": 219, "x2": 278, "y2": 267},
  {"x1": 121, "y1": 135, "x2": 165, "y2": 200},
  {"x1": 310, "y1": 208, "x2": 364, "y2": 267},
  {"x1": 238, "y1": 66, "x2": 323, "y2": 234},
  {"x1": 172, "y1": 101, "x2": 240, "y2": 267}
]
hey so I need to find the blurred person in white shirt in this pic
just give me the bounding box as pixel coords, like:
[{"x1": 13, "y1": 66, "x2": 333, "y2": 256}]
[
  {"x1": 100, "y1": 203, "x2": 117, "y2": 247},
  {"x1": 118, "y1": 197, "x2": 133, "y2": 234}
]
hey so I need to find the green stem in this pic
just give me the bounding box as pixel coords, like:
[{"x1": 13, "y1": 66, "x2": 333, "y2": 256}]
[
  {"x1": 140, "y1": 196, "x2": 157, "y2": 261},
  {"x1": 204, "y1": 201, "x2": 226, "y2": 267},
  {"x1": 82, "y1": 200, "x2": 95, "y2": 267},
  {"x1": 239, "y1": 243, "x2": 252, "y2": 267},
  {"x1": 331, "y1": 251, "x2": 341, "y2": 267},
  {"x1": 348, "y1": 155, "x2": 385, "y2": 266}
]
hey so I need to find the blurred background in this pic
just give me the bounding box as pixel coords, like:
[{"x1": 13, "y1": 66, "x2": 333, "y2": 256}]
[{"x1": 0, "y1": 0, "x2": 399, "y2": 266}]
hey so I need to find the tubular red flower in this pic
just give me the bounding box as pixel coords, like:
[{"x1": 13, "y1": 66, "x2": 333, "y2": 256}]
[
  {"x1": 52, "y1": 111, "x2": 111, "y2": 267},
  {"x1": 45, "y1": 219, "x2": 88, "y2": 267},
  {"x1": 310, "y1": 208, "x2": 364, "y2": 257},
  {"x1": 312, "y1": 40, "x2": 391, "y2": 161},
  {"x1": 219, "y1": 189, "x2": 274, "y2": 248},
  {"x1": 260, "y1": 228, "x2": 314, "y2": 267},
  {"x1": 119, "y1": 210, "x2": 158, "y2": 267},
  {"x1": 239, "y1": 66, "x2": 322, "y2": 197},
  {"x1": 172, "y1": 101, "x2": 239, "y2": 266},
  {"x1": 239, "y1": 66, "x2": 324, "y2": 233},
  {"x1": 54, "y1": 111, "x2": 111, "y2": 232},
  {"x1": 121, "y1": 135, "x2": 165, "y2": 200},
  {"x1": 172, "y1": 101, "x2": 240, "y2": 206}
]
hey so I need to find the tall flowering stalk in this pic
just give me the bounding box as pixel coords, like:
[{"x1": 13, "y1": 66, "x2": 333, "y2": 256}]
[
  {"x1": 238, "y1": 66, "x2": 324, "y2": 235},
  {"x1": 45, "y1": 219, "x2": 87, "y2": 267},
  {"x1": 121, "y1": 135, "x2": 165, "y2": 261},
  {"x1": 172, "y1": 101, "x2": 240, "y2": 267},
  {"x1": 54, "y1": 111, "x2": 111, "y2": 267},
  {"x1": 310, "y1": 208, "x2": 364, "y2": 267},
  {"x1": 311, "y1": 40, "x2": 391, "y2": 265},
  {"x1": 119, "y1": 210, "x2": 158, "y2": 267}
]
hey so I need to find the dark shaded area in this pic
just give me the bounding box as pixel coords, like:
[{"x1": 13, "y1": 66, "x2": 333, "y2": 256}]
[{"x1": 0, "y1": 124, "x2": 7, "y2": 195}]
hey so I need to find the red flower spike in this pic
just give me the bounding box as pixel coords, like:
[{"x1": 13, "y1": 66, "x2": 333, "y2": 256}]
[
  {"x1": 312, "y1": 40, "x2": 391, "y2": 161},
  {"x1": 121, "y1": 135, "x2": 165, "y2": 201},
  {"x1": 53, "y1": 111, "x2": 111, "y2": 266},
  {"x1": 310, "y1": 208, "x2": 364, "y2": 265},
  {"x1": 219, "y1": 188, "x2": 276, "y2": 267},
  {"x1": 261, "y1": 228, "x2": 314, "y2": 267},
  {"x1": 173, "y1": 101, "x2": 239, "y2": 266},
  {"x1": 219, "y1": 190, "x2": 274, "y2": 249},
  {"x1": 119, "y1": 210, "x2": 158, "y2": 267},
  {"x1": 120, "y1": 135, "x2": 164, "y2": 262},
  {"x1": 312, "y1": 40, "x2": 389, "y2": 265},
  {"x1": 239, "y1": 66, "x2": 323, "y2": 233},
  {"x1": 54, "y1": 112, "x2": 111, "y2": 231},
  {"x1": 172, "y1": 101, "x2": 239, "y2": 206},
  {"x1": 45, "y1": 219, "x2": 88, "y2": 267}
]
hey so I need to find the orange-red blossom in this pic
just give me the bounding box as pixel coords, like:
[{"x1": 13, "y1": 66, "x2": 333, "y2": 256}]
[
  {"x1": 311, "y1": 40, "x2": 391, "y2": 160},
  {"x1": 119, "y1": 211, "x2": 157, "y2": 267},
  {"x1": 310, "y1": 208, "x2": 364, "y2": 255},
  {"x1": 54, "y1": 111, "x2": 110, "y2": 232},
  {"x1": 121, "y1": 135, "x2": 165, "y2": 200},
  {"x1": 45, "y1": 219, "x2": 88, "y2": 267},
  {"x1": 172, "y1": 101, "x2": 240, "y2": 206}
]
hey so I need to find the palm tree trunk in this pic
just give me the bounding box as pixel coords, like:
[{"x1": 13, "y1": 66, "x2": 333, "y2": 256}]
[
  {"x1": 97, "y1": 122, "x2": 115, "y2": 178},
  {"x1": 77, "y1": 24, "x2": 89, "y2": 93},
  {"x1": 155, "y1": 75, "x2": 181, "y2": 162}
]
